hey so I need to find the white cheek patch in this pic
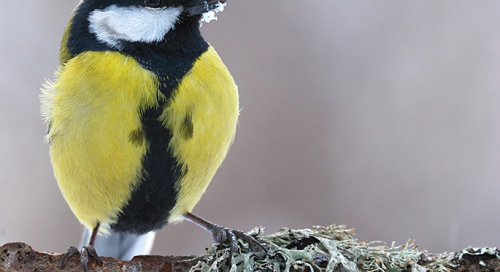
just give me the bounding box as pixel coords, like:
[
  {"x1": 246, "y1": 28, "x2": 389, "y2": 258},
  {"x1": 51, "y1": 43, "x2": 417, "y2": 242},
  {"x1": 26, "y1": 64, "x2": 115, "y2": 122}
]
[{"x1": 88, "y1": 5, "x2": 183, "y2": 48}]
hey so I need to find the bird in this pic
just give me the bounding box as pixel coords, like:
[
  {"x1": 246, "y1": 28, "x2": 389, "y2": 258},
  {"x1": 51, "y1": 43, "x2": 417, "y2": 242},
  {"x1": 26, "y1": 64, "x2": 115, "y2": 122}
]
[{"x1": 41, "y1": 0, "x2": 266, "y2": 270}]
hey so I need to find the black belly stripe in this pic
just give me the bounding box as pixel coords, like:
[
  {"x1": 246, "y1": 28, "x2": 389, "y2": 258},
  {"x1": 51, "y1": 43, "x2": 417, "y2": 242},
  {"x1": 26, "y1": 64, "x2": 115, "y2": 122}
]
[
  {"x1": 111, "y1": 105, "x2": 183, "y2": 234},
  {"x1": 109, "y1": 16, "x2": 209, "y2": 234}
]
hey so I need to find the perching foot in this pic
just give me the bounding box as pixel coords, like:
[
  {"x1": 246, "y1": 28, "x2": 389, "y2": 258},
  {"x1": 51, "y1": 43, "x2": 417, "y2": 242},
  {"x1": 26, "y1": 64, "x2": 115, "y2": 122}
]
[
  {"x1": 61, "y1": 245, "x2": 102, "y2": 272},
  {"x1": 61, "y1": 223, "x2": 102, "y2": 272},
  {"x1": 183, "y1": 213, "x2": 268, "y2": 264},
  {"x1": 212, "y1": 225, "x2": 268, "y2": 261}
]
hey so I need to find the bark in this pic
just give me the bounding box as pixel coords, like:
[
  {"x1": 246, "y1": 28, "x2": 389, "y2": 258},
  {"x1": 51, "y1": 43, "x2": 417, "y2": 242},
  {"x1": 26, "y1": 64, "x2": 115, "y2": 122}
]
[
  {"x1": 0, "y1": 242, "x2": 201, "y2": 271},
  {"x1": 1, "y1": 225, "x2": 499, "y2": 271}
]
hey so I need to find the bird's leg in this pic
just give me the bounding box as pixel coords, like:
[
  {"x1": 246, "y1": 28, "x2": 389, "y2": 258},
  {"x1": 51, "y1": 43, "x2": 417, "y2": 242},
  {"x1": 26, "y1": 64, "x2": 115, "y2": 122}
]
[
  {"x1": 61, "y1": 223, "x2": 103, "y2": 272},
  {"x1": 183, "y1": 213, "x2": 267, "y2": 262}
]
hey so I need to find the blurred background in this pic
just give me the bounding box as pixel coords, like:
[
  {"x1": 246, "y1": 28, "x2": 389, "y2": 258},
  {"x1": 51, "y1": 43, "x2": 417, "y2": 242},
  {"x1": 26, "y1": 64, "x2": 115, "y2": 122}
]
[{"x1": 1, "y1": 0, "x2": 499, "y2": 256}]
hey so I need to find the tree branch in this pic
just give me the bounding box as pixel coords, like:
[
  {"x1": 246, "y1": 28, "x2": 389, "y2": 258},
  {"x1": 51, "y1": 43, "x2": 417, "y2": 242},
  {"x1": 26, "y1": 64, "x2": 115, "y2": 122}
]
[{"x1": 1, "y1": 225, "x2": 499, "y2": 271}]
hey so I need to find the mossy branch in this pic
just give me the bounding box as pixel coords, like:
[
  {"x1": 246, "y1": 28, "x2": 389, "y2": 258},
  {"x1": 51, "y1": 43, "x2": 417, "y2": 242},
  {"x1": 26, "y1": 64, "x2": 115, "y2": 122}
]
[{"x1": 1, "y1": 225, "x2": 499, "y2": 271}]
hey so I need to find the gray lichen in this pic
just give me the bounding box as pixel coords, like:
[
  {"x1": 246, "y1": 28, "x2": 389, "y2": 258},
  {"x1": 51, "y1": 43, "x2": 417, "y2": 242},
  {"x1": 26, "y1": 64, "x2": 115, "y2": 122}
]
[{"x1": 189, "y1": 225, "x2": 426, "y2": 272}]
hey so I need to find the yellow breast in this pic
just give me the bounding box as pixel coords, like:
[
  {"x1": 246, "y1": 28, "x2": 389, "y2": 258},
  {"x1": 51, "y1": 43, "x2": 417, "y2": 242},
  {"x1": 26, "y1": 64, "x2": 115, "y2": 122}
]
[
  {"x1": 41, "y1": 46, "x2": 239, "y2": 229},
  {"x1": 164, "y1": 46, "x2": 239, "y2": 222},
  {"x1": 42, "y1": 51, "x2": 160, "y2": 229}
]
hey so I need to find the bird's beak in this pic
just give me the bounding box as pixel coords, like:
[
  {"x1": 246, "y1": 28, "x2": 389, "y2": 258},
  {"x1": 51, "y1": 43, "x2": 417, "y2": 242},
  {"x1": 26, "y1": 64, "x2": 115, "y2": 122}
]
[{"x1": 184, "y1": 0, "x2": 227, "y2": 15}]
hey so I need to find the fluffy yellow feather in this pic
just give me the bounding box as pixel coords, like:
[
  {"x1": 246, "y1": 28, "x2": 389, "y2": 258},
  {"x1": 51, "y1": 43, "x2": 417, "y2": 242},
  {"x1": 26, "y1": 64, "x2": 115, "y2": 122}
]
[
  {"x1": 42, "y1": 51, "x2": 160, "y2": 229},
  {"x1": 42, "y1": 47, "x2": 238, "y2": 229},
  {"x1": 165, "y1": 47, "x2": 239, "y2": 222}
]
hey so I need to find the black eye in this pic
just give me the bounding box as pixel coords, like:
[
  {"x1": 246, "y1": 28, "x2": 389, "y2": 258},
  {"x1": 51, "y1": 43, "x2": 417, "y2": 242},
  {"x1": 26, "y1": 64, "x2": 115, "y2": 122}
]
[{"x1": 144, "y1": 0, "x2": 164, "y2": 8}]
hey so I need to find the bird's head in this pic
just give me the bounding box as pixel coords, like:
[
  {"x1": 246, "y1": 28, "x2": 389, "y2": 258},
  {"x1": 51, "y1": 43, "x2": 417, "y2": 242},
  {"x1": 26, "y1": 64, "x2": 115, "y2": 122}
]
[{"x1": 64, "y1": 0, "x2": 226, "y2": 55}]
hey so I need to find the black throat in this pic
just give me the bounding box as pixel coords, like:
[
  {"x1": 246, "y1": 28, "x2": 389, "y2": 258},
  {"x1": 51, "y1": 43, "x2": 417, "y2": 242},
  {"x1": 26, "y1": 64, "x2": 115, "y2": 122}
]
[{"x1": 67, "y1": 7, "x2": 209, "y2": 97}]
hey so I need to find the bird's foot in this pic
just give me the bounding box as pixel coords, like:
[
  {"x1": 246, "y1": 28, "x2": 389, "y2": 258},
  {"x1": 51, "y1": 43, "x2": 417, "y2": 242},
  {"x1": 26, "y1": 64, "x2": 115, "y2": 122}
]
[
  {"x1": 61, "y1": 245, "x2": 102, "y2": 272},
  {"x1": 212, "y1": 225, "x2": 268, "y2": 262},
  {"x1": 183, "y1": 213, "x2": 268, "y2": 265}
]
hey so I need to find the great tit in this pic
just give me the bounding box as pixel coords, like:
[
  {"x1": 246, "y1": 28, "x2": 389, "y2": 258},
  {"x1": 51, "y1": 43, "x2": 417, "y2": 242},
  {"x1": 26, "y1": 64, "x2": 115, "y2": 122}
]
[{"x1": 41, "y1": 0, "x2": 265, "y2": 270}]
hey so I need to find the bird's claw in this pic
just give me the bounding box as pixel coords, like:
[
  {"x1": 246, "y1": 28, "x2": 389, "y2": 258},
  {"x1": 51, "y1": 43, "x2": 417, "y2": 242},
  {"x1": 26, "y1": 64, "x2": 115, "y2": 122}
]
[
  {"x1": 212, "y1": 226, "x2": 268, "y2": 263},
  {"x1": 61, "y1": 245, "x2": 102, "y2": 272},
  {"x1": 182, "y1": 213, "x2": 268, "y2": 266}
]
